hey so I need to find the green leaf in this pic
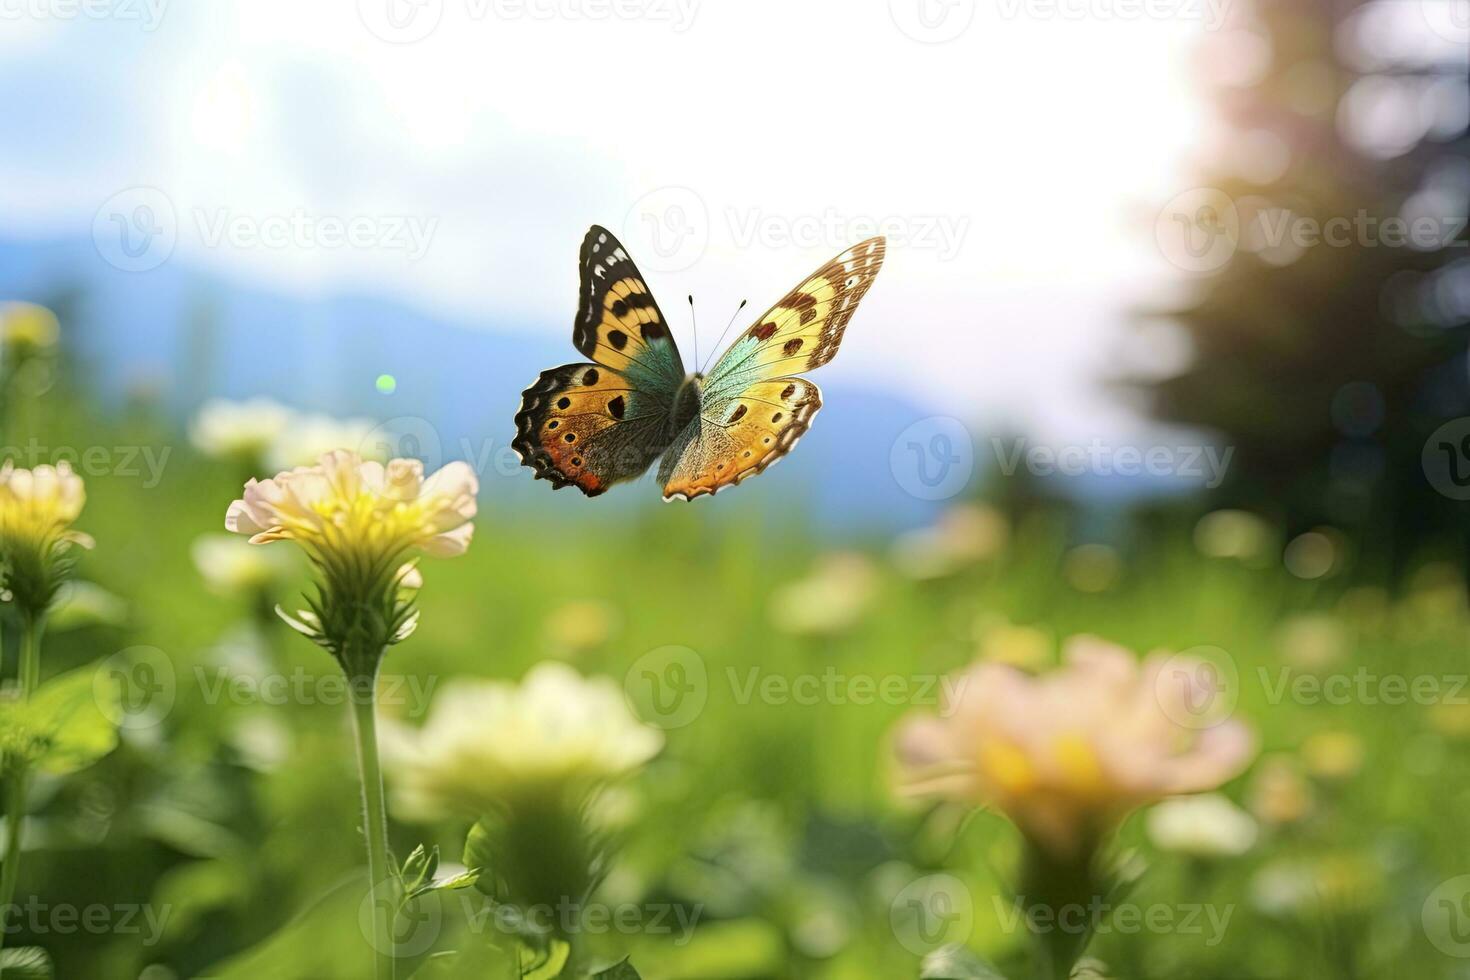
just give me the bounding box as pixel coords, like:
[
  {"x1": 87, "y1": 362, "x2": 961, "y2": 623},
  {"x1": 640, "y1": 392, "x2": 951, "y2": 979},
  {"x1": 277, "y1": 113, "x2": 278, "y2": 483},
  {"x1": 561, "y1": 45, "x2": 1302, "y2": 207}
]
[
  {"x1": 401, "y1": 843, "x2": 437, "y2": 894},
  {"x1": 31, "y1": 665, "x2": 121, "y2": 774},
  {"x1": 462, "y1": 819, "x2": 495, "y2": 896},
  {"x1": 0, "y1": 664, "x2": 121, "y2": 775},
  {"x1": 0, "y1": 946, "x2": 53, "y2": 979},
  {"x1": 592, "y1": 958, "x2": 643, "y2": 979},
  {"x1": 406, "y1": 867, "x2": 480, "y2": 902},
  {"x1": 921, "y1": 944, "x2": 1008, "y2": 980},
  {"x1": 519, "y1": 939, "x2": 569, "y2": 980}
]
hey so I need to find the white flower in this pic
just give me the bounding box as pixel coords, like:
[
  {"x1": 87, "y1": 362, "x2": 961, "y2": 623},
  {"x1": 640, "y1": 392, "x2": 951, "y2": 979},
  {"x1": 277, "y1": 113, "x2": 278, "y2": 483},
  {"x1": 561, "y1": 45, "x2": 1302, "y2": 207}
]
[
  {"x1": 1146, "y1": 793, "x2": 1258, "y2": 858},
  {"x1": 266, "y1": 413, "x2": 381, "y2": 471},
  {"x1": 190, "y1": 533, "x2": 295, "y2": 596},
  {"x1": 383, "y1": 662, "x2": 663, "y2": 821},
  {"x1": 190, "y1": 398, "x2": 292, "y2": 461}
]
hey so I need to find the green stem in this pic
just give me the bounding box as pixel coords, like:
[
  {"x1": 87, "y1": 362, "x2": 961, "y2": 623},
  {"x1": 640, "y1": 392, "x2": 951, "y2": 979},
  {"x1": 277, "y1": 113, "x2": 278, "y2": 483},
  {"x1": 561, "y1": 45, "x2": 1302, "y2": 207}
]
[
  {"x1": 349, "y1": 675, "x2": 396, "y2": 980},
  {"x1": 0, "y1": 613, "x2": 45, "y2": 974}
]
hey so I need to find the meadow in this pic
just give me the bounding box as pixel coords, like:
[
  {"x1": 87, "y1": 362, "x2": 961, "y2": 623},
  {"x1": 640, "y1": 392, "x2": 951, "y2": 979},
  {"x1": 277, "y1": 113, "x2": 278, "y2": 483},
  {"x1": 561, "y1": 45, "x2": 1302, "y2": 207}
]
[{"x1": 7, "y1": 361, "x2": 1467, "y2": 980}]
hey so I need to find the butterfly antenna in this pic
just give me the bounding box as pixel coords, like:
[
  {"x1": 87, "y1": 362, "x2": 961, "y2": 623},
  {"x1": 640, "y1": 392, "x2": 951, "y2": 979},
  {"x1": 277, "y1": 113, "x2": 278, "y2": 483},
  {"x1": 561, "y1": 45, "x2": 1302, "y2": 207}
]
[
  {"x1": 699, "y1": 299, "x2": 748, "y2": 375},
  {"x1": 687, "y1": 294, "x2": 699, "y2": 373}
]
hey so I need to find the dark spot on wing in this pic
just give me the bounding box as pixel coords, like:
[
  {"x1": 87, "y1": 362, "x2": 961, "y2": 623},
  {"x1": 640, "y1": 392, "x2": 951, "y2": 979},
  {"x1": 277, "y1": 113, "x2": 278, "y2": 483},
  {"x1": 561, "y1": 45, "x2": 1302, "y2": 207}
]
[
  {"x1": 608, "y1": 395, "x2": 626, "y2": 419},
  {"x1": 608, "y1": 330, "x2": 629, "y2": 350},
  {"x1": 772, "y1": 412, "x2": 783, "y2": 422},
  {"x1": 783, "y1": 338, "x2": 803, "y2": 356},
  {"x1": 751, "y1": 323, "x2": 778, "y2": 341},
  {"x1": 611, "y1": 299, "x2": 629, "y2": 318},
  {"x1": 557, "y1": 396, "x2": 571, "y2": 409},
  {"x1": 641, "y1": 322, "x2": 666, "y2": 340},
  {"x1": 779, "y1": 291, "x2": 818, "y2": 324},
  {"x1": 729, "y1": 404, "x2": 748, "y2": 424},
  {"x1": 780, "y1": 383, "x2": 796, "y2": 399},
  {"x1": 582, "y1": 369, "x2": 599, "y2": 385}
]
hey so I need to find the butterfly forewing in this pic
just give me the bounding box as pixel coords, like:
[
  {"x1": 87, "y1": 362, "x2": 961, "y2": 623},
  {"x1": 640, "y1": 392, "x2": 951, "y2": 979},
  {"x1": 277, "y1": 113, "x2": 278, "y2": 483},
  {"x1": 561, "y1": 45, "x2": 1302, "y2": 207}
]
[{"x1": 574, "y1": 225, "x2": 686, "y2": 388}]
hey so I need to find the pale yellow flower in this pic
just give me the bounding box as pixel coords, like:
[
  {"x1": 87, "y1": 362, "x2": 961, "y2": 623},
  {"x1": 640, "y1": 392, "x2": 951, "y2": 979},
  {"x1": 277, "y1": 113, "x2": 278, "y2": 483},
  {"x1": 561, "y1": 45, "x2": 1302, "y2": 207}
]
[
  {"x1": 190, "y1": 398, "x2": 292, "y2": 461},
  {"x1": 770, "y1": 552, "x2": 878, "y2": 637},
  {"x1": 893, "y1": 636, "x2": 1256, "y2": 856},
  {"x1": 1146, "y1": 793, "x2": 1258, "y2": 858},
  {"x1": 1193, "y1": 509, "x2": 1273, "y2": 563},
  {"x1": 382, "y1": 662, "x2": 663, "y2": 821},
  {"x1": 225, "y1": 450, "x2": 476, "y2": 564},
  {"x1": 1248, "y1": 754, "x2": 1314, "y2": 826},
  {"x1": 0, "y1": 461, "x2": 92, "y2": 615},
  {"x1": 0, "y1": 461, "x2": 88, "y2": 546},
  {"x1": 543, "y1": 598, "x2": 620, "y2": 656},
  {"x1": 890, "y1": 504, "x2": 1008, "y2": 580}
]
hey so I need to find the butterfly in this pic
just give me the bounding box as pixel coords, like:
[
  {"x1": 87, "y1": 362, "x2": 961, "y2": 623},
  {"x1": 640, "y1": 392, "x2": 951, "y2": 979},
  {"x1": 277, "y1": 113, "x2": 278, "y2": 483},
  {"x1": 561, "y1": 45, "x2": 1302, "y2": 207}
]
[{"x1": 513, "y1": 225, "x2": 885, "y2": 500}]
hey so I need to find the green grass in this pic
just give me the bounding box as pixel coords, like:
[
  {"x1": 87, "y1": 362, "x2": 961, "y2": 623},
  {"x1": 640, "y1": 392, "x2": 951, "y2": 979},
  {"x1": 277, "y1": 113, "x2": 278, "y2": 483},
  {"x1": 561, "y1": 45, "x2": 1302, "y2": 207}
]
[{"x1": 11, "y1": 395, "x2": 1470, "y2": 979}]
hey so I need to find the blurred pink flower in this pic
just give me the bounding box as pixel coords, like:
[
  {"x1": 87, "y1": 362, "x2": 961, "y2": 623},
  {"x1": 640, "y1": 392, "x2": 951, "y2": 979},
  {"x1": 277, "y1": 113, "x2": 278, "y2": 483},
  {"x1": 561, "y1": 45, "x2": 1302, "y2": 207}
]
[{"x1": 893, "y1": 636, "x2": 1256, "y2": 856}]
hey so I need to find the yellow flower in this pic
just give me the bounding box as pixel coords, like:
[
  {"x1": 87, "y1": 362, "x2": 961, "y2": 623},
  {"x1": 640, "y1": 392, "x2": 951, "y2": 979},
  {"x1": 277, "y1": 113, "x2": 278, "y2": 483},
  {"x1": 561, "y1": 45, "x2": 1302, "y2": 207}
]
[
  {"x1": 382, "y1": 662, "x2": 663, "y2": 821},
  {"x1": 0, "y1": 462, "x2": 93, "y2": 615},
  {"x1": 0, "y1": 303, "x2": 60, "y2": 352},
  {"x1": 225, "y1": 450, "x2": 476, "y2": 564},
  {"x1": 543, "y1": 599, "x2": 620, "y2": 657},
  {"x1": 1300, "y1": 730, "x2": 1363, "y2": 781},
  {"x1": 893, "y1": 636, "x2": 1256, "y2": 857}
]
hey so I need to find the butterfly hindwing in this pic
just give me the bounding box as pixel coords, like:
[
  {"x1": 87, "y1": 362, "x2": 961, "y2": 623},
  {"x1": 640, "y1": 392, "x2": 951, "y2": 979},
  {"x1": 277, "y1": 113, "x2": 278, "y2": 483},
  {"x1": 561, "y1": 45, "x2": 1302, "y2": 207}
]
[
  {"x1": 659, "y1": 377, "x2": 822, "y2": 501},
  {"x1": 574, "y1": 225, "x2": 685, "y2": 388},
  {"x1": 513, "y1": 363, "x2": 674, "y2": 496},
  {"x1": 657, "y1": 237, "x2": 886, "y2": 501}
]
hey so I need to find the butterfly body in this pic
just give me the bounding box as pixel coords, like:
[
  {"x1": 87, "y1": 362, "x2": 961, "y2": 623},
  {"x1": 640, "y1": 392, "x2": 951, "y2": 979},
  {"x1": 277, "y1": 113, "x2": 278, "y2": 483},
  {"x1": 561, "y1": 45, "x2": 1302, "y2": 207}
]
[{"x1": 514, "y1": 225, "x2": 884, "y2": 500}]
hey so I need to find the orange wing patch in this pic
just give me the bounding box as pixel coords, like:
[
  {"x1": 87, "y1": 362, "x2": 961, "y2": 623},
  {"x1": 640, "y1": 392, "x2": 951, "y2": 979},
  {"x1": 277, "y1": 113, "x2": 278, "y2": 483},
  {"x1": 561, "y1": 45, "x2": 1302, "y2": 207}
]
[
  {"x1": 513, "y1": 363, "x2": 666, "y2": 496},
  {"x1": 659, "y1": 378, "x2": 822, "y2": 501}
]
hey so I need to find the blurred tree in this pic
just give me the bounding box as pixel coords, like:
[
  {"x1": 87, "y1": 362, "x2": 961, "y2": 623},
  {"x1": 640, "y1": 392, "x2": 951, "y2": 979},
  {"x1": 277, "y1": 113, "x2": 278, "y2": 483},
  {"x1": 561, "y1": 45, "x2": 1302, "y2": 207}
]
[{"x1": 1129, "y1": 0, "x2": 1470, "y2": 567}]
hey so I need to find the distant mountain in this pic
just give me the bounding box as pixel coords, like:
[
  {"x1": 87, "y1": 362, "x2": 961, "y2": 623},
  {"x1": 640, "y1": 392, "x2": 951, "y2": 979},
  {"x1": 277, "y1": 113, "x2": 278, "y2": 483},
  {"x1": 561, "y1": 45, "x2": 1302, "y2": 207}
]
[{"x1": 0, "y1": 235, "x2": 958, "y2": 532}]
